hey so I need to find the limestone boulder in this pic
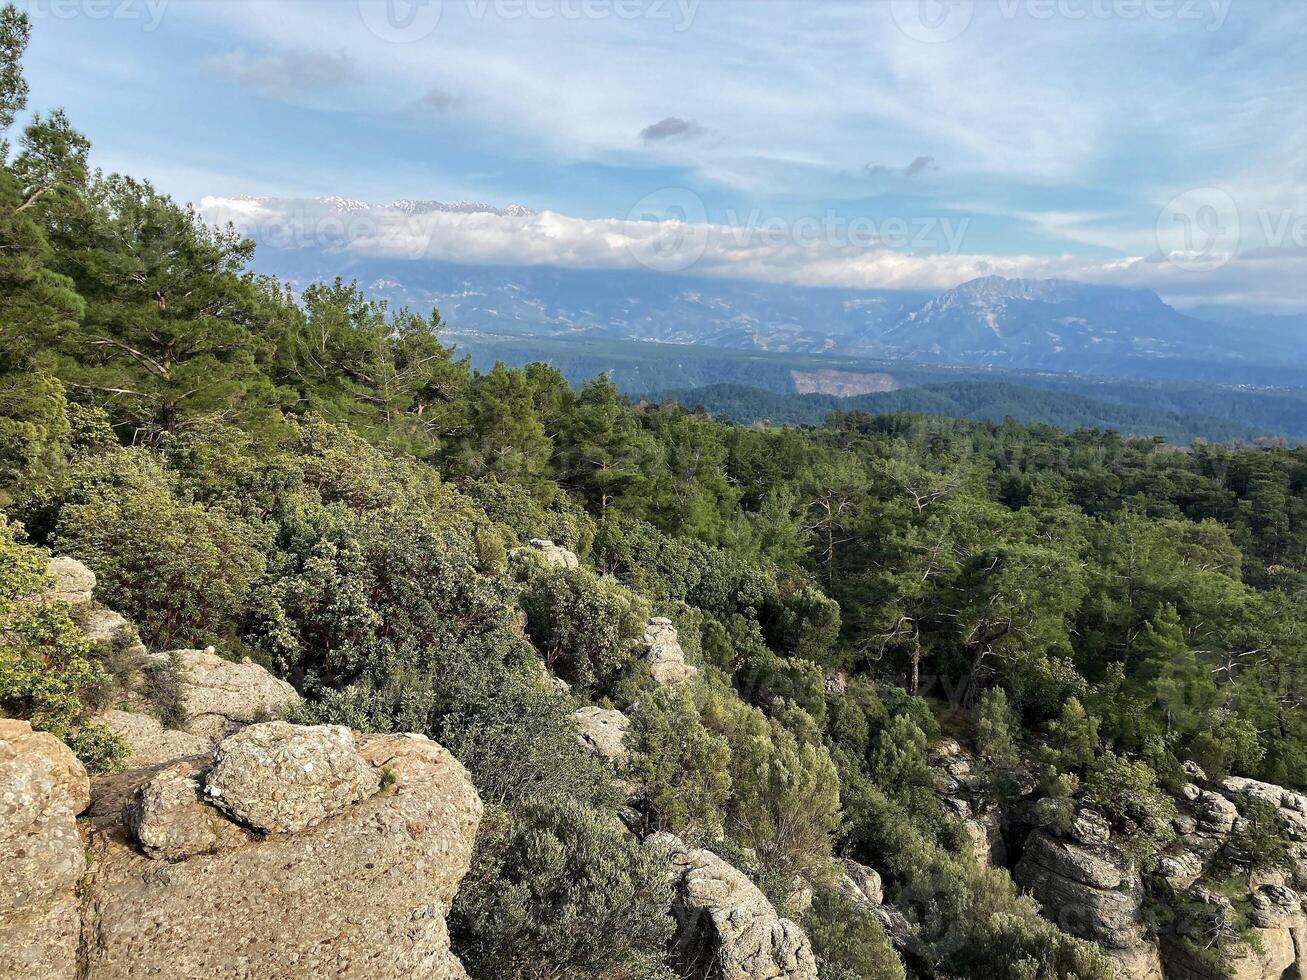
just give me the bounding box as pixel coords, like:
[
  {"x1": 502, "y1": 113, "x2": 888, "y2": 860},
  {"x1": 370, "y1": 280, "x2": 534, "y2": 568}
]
[
  {"x1": 0, "y1": 719, "x2": 89, "y2": 980},
  {"x1": 171, "y1": 647, "x2": 300, "y2": 743},
  {"x1": 528, "y1": 537, "x2": 580, "y2": 569},
  {"x1": 837, "y1": 857, "x2": 884, "y2": 907},
  {"x1": 124, "y1": 758, "x2": 247, "y2": 861},
  {"x1": 45, "y1": 556, "x2": 96, "y2": 607},
  {"x1": 573, "y1": 706, "x2": 630, "y2": 764},
  {"x1": 79, "y1": 729, "x2": 481, "y2": 978},
  {"x1": 649, "y1": 832, "x2": 818, "y2": 980},
  {"x1": 646, "y1": 617, "x2": 698, "y2": 688},
  {"x1": 95, "y1": 708, "x2": 211, "y2": 767},
  {"x1": 76, "y1": 606, "x2": 144, "y2": 652},
  {"x1": 204, "y1": 722, "x2": 378, "y2": 833}
]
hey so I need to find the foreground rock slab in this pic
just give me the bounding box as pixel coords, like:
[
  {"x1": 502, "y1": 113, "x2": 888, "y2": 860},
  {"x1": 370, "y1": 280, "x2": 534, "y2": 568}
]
[
  {"x1": 0, "y1": 719, "x2": 90, "y2": 980},
  {"x1": 80, "y1": 729, "x2": 481, "y2": 979}
]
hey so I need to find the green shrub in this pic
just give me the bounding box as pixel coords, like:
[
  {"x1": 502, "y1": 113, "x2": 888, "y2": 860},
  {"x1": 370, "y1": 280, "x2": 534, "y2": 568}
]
[
  {"x1": 807, "y1": 891, "x2": 905, "y2": 980},
  {"x1": 451, "y1": 799, "x2": 674, "y2": 980},
  {"x1": 53, "y1": 450, "x2": 264, "y2": 649},
  {"x1": 522, "y1": 567, "x2": 649, "y2": 693},
  {"x1": 627, "y1": 687, "x2": 731, "y2": 839},
  {"x1": 0, "y1": 517, "x2": 124, "y2": 770}
]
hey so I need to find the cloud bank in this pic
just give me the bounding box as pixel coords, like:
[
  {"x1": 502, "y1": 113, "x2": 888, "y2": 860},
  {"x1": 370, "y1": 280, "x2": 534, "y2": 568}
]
[{"x1": 200, "y1": 196, "x2": 1307, "y2": 311}]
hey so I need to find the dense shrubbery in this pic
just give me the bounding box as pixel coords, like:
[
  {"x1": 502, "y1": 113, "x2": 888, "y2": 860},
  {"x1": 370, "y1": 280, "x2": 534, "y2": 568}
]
[{"x1": 4, "y1": 8, "x2": 1307, "y2": 977}]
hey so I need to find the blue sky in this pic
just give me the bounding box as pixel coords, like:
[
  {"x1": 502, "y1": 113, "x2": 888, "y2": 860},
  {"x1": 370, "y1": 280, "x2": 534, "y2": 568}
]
[{"x1": 15, "y1": 0, "x2": 1307, "y2": 309}]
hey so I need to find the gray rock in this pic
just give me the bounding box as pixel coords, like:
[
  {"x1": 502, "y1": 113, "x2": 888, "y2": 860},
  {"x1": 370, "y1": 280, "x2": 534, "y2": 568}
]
[
  {"x1": 45, "y1": 556, "x2": 95, "y2": 607},
  {"x1": 645, "y1": 617, "x2": 698, "y2": 688},
  {"x1": 76, "y1": 606, "x2": 141, "y2": 651},
  {"x1": 1071, "y1": 809, "x2": 1111, "y2": 847},
  {"x1": 528, "y1": 538, "x2": 580, "y2": 569},
  {"x1": 0, "y1": 719, "x2": 89, "y2": 980},
  {"x1": 94, "y1": 708, "x2": 212, "y2": 768},
  {"x1": 124, "y1": 759, "x2": 247, "y2": 861},
  {"x1": 79, "y1": 729, "x2": 482, "y2": 979},
  {"x1": 1015, "y1": 831, "x2": 1145, "y2": 949},
  {"x1": 171, "y1": 648, "x2": 300, "y2": 743},
  {"x1": 837, "y1": 857, "x2": 884, "y2": 907},
  {"x1": 648, "y1": 832, "x2": 818, "y2": 980},
  {"x1": 573, "y1": 706, "x2": 630, "y2": 764},
  {"x1": 204, "y1": 722, "x2": 378, "y2": 833},
  {"x1": 1158, "y1": 849, "x2": 1204, "y2": 889}
]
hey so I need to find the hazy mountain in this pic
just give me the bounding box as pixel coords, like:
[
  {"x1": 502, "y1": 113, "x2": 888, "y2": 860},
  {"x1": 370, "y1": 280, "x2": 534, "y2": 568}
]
[
  {"x1": 247, "y1": 241, "x2": 1305, "y2": 384},
  {"x1": 858, "y1": 275, "x2": 1253, "y2": 374}
]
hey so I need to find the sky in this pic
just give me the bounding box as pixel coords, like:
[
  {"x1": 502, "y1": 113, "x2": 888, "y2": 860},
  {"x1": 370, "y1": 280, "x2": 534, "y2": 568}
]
[{"x1": 15, "y1": 0, "x2": 1307, "y2": 311}]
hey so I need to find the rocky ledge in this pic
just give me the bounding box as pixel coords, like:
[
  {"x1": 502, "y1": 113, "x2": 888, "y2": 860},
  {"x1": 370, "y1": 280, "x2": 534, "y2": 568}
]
[
  {"x1": 649, "y1": 832, "x2": 818, "y2": 980},
  {"x1": 1, "y1": 715, "x2": 482, "y2": 979}
]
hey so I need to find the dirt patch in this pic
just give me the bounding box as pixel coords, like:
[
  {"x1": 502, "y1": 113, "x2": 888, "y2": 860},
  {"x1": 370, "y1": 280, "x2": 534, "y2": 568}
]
[{"x1": 790, "y1": 370, "x2": 900, "y2": 397}]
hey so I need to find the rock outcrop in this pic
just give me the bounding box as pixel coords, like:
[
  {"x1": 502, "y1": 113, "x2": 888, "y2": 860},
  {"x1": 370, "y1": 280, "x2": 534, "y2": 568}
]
[
  {"x1": 78, "y1": 727, "x2": 481, "y2": 978},
  {"x1": 168, "y1": 647, "x2": 301, "y2": 744},
  {"x1": 648, "y1": 832, "x2": 818, "y2": 980},
  {"x1": 46, "y1": 556, "x2": 96, "y2": 607},
  {"x1": 645, "y1": 617, "x2": 698, "y2": 688},
  {"x1": 0, "y1": 719, "x2": 89, "y2": 980},
  {"x1": 0, "y1": 714, "x2": 482, "y2": 979},
  {"x1": 930, "y1": 738, "x2": 1007, "y2": 868},
  {"x1": 1015, "y1": 826, "x2": 1163, "y2": 979},
  {"x1": 527, "y1": 537, "x2": 580, "y2": 569},
  {"x1": 573, "y1": 705, "x2": 630, "y2": 764},
  {"x1": 1015, "y1": 765, "x2": 1307, "y2": 980},
  {"x1": 2, "y1": 598, "x2": 482, "y2": 980}
]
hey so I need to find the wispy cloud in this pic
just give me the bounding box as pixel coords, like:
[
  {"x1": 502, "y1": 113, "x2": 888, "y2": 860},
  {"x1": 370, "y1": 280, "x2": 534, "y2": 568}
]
[{"x1": 205, "y1": 47, "x2": 357, "y2": 101}]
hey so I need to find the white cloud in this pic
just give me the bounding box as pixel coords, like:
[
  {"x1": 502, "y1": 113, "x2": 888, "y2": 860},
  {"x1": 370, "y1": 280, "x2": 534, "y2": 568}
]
[{"x1": 200, "y1": 195, "x2": 1307, "y2": 311}]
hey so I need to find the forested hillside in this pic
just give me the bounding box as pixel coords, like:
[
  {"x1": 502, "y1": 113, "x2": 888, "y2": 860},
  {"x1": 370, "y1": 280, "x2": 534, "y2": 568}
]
[
  {"x1": 648, "y1": 382, "x2": 1279, "y2": 445},
  {"x1": 5, "y1": 9, "x2": 1307, "y2": 979},
  {"x1": 449, "y1": 333, "x2": 1307, "y2": 440}
]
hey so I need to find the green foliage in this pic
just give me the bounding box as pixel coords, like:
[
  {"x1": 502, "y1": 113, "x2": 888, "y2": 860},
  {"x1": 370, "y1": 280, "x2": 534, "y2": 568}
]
[
  {"x1": 53, "y1": 449, "x2": 265, "y2": 649},
  {"x1": 522, "y1": 566, "x2": 650, "y2": 693},
  {"x1": 0, "y1": 517, "x2": 123, "y2": 770},
  {"x1": 451, "y1": 799, "x2": 674, "y2": 980},
  {"x1": 7, "y1": 22, "x2": 1307, "y2": 977},
  {"x1": 626, "y1": 687, "x2": 731, "y2": 839},
  {"x1": 807, "y1": 891, "x2": 905, "y2": 980}
]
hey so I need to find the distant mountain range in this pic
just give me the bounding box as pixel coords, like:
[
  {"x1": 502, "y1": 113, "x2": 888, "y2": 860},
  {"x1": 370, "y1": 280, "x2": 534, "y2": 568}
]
[{"x1": 247, "y1": 236, "x2": 1306, "y2": 385}]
